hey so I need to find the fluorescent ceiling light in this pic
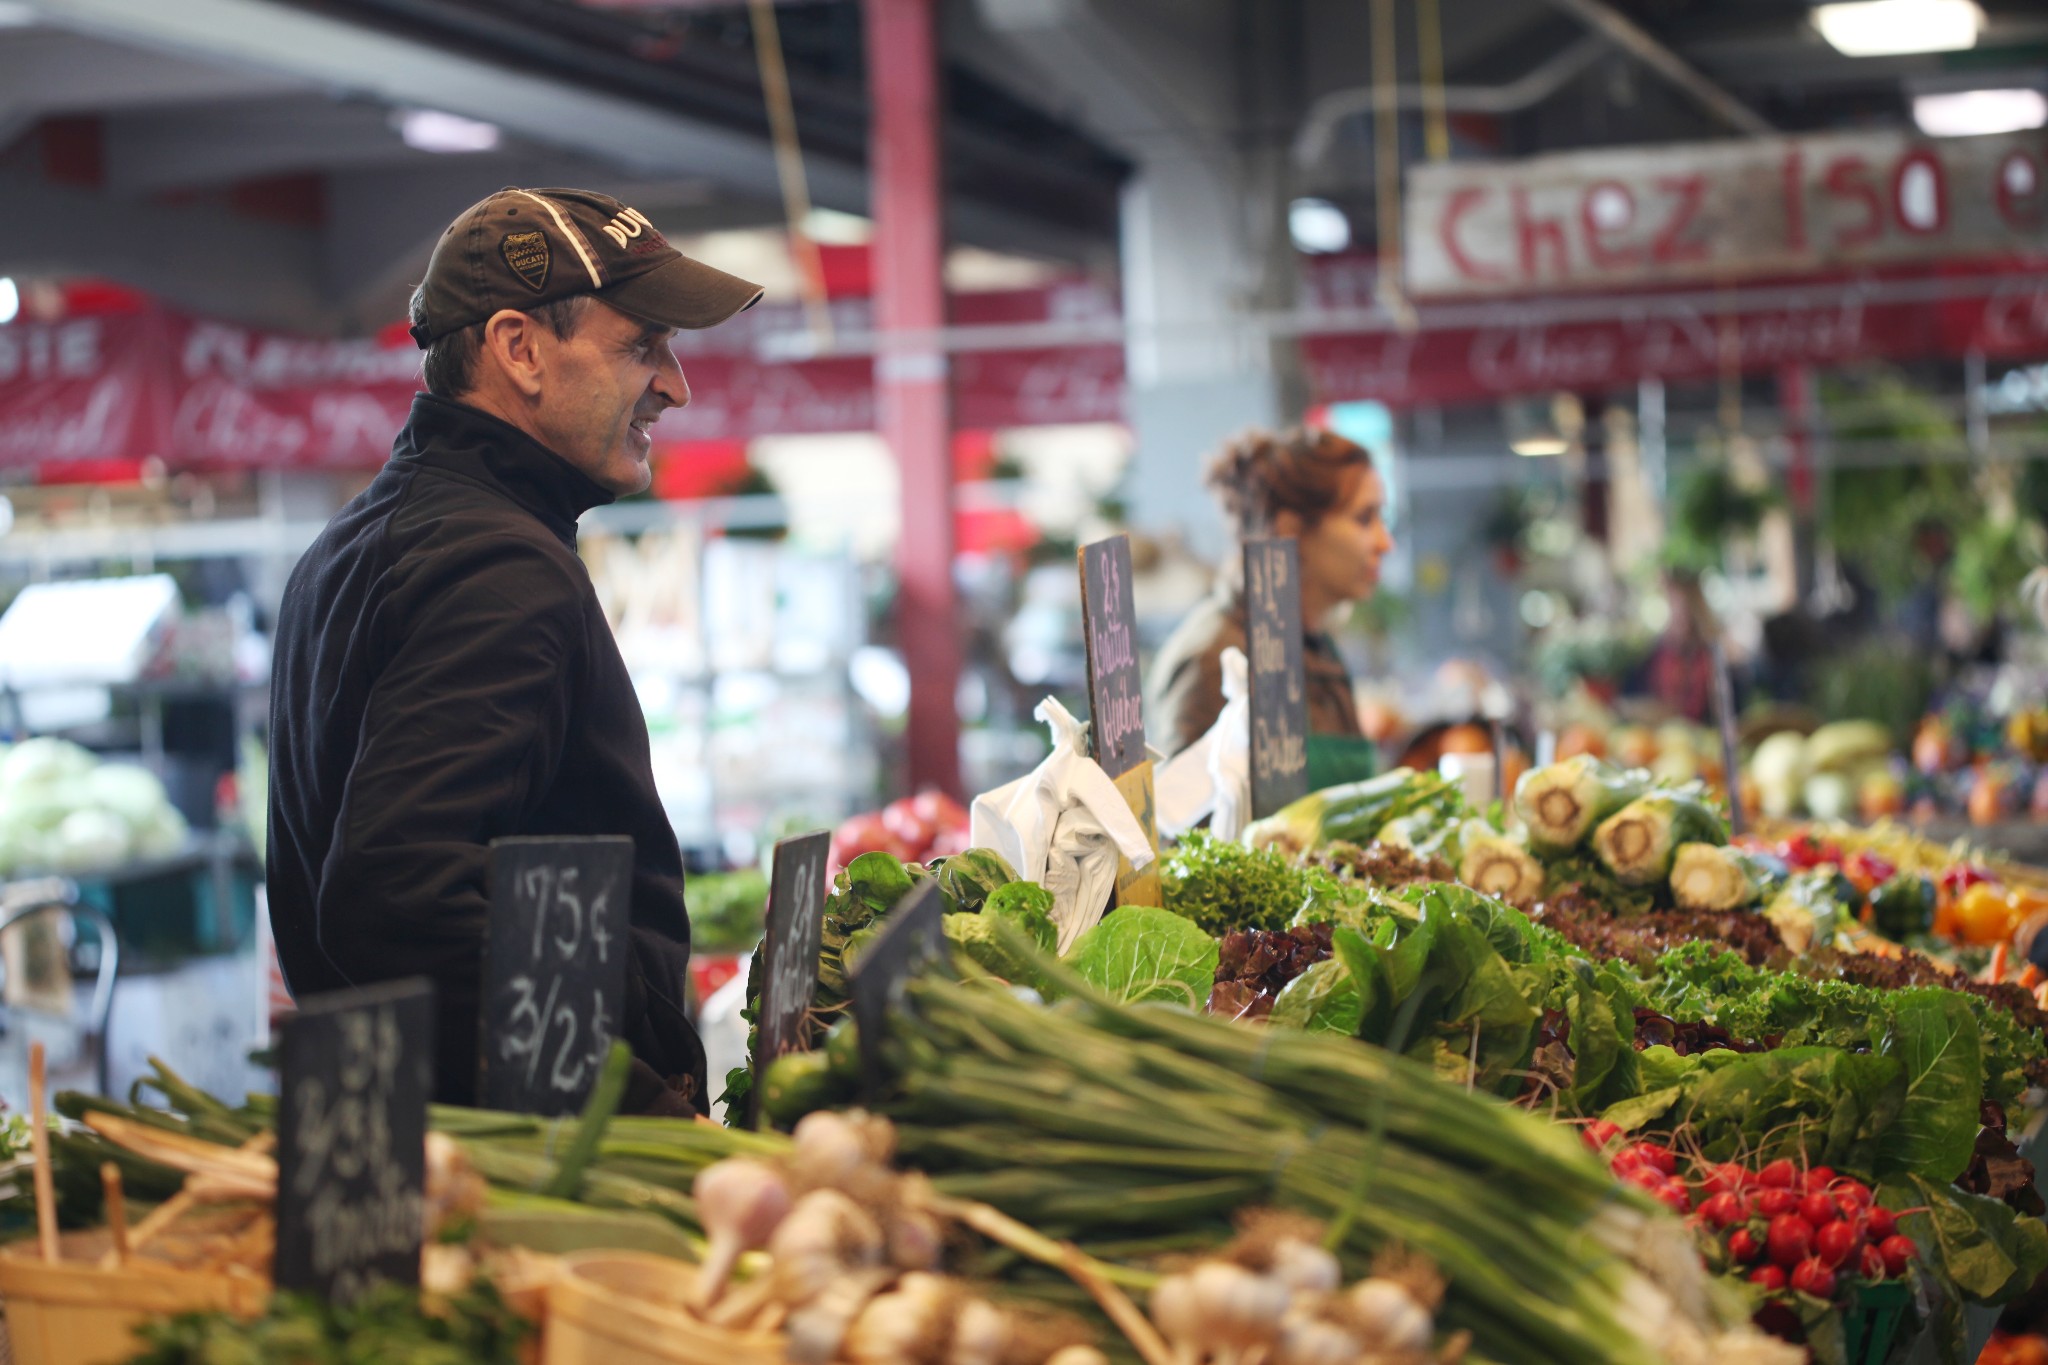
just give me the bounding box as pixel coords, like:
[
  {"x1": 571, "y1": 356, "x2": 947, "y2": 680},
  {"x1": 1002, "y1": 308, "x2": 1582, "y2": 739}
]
[
  {"x1": 1289, "y1": 198, "x2": 1352, "y2": 254},
  {"x1": 1812, "y1": 0, "x2": 1982, "y2": 58},
  {"x1": 0, "y1": 278, "x2": 17, "y2": 326},
  {"x1": 397, "y1": 109, "x2": 501, "y2": 154},
  {"x1": 1512, "y1": 437, "x2": 1569, "y2": 458},
  {"x1": 1913, "y1": 88, "x2": 2048, "y2": 137}
]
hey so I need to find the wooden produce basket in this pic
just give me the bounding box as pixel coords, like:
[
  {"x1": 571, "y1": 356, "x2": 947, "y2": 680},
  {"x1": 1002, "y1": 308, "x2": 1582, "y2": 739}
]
[
  {"x1": 0, "y1": 1232, "x2": 268, "y2": 1365},
  {"x1": 544, "y1": 1250, "x2": 785, "y2": 1365}
]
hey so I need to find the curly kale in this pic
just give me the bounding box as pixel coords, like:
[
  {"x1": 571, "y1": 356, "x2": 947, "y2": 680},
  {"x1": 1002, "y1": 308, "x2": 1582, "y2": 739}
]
[{"x1": 1160, "y1": 831, "x2": 1362, "y2": 934}]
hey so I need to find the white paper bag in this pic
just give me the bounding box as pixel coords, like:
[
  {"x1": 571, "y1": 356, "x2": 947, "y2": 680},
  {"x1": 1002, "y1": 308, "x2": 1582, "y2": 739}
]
[
  {"x1": 1156, "y1": 646, "x2": 1252, "y2": 843},
  {"x1": 970, "y1": 697, "x2": 1156, "y2": 953}
]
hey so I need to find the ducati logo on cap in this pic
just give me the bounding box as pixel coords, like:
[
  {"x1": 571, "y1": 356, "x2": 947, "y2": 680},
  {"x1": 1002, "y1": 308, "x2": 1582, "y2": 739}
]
[{"x1": 500, "y1": 231, "x2": 551, "y2": 292}]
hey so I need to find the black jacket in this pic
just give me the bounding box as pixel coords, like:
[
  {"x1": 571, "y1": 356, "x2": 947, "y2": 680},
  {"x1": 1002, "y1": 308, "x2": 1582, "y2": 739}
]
[{"x1": 267, "y1": 394, "x2": 705, "y2": 1111}]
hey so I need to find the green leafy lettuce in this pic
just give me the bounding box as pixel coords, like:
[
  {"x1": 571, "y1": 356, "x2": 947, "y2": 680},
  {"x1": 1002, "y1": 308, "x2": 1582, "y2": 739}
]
[{"x1": 1065, "y1": 906, "x2": 1220, "y2": 1009}]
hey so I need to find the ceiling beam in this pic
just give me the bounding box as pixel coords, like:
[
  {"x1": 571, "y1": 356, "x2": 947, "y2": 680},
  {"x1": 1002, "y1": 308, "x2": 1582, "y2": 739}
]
[{"x1": 103, "y1": 97, "x2": 421, "y2": 197}]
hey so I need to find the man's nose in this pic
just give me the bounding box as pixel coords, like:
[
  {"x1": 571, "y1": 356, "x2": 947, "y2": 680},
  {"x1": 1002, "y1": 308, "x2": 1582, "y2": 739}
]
[{"x1": 652, "y1": 347, "x2": 689, "y2": 409}]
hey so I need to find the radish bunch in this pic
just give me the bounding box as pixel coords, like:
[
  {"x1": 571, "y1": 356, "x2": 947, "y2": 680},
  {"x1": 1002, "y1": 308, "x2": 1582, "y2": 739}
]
[{"x1": 1581, "y1": 1125, "x2": 1919, "y2": 1308}]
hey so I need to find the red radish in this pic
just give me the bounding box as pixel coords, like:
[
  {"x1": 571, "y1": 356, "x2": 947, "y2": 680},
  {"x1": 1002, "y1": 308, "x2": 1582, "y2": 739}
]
[
  {"x1": 1653, "y1": 1180, "x2": 1691, "y2": 1215},
  {"x1": 1580, "y1": 1121, "x2": 1622, "y2": 1151},
  {"x1": 1790, "y1": 1258, "x2": 1838, "y2": 1299},
  {"x1": 1879, "y1": 1235, "x2": 1916, "y2": 1277},
  {"x1": 830, "y1": 813, "x2": 911, "y2": 867},
  {"x1": 1698, "y1": 1163, "x2": 1747, "y2": 1200},
  {"x1": 1859, "y1": 1244, "x2": 1888, "y2": 1280},
  {"x1": 1728, "y1": 1228, "x2": 1765, "y2": 1263},
  {"x1": 1865, "y1": 1206, "x2": 1897, "y2": 1241},
  {"x1": 1755, "y1": 1189, "x2": 1801, "y2": 1218},
  {"x1": 1799, "y1": 1191, "x2": 1841, "y2": 1228},
  {"x1": 1624, "y1": 1142, "x2": 1678, "y2": 1175},
  {"x1": 880, "y1": 799, "x2": 938, "y2": 855},
  {"x1": 1831, "y1": 1178, "x2": 1873, "y2": 1210},
  {"x1": 1801, "y1": 1166, "x2": 1838, "y2": 1193},
  {"x1": 1698, "y1": 1192, "x2": 1747, "y2": 1229},
  {"x1": 1814, "y1": 1221, "x2": 1861, "y2": 1267},
  {"x1": 1749, "y1": 1265, "x2": 1788, "y2": 1291},
  {"x1": 1768, "y1": 1214, "x2": 1813, "y2": 1267},
  {"x1": 1623, "y1": 1165, "x2": 1667, "y2": 1194},
  {"x1": 908, "y1": 789, "x2": 967, "y2": 832},
  {"x1": 1757, "y1": 1159, "x2": 1799, "y2": 1189}
]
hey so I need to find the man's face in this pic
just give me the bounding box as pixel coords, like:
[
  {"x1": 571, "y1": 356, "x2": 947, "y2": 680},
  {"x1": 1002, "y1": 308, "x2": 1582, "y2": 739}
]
[{"x1": 529, "y1": 302, "x2": 688, "y2": 496}]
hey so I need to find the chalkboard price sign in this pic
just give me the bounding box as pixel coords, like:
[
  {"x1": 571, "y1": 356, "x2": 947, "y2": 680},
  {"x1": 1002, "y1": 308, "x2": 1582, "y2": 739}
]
[
  {"x1": 1078, "y1": 534, "x2": 1146, "y2": 779},
  {"x1": 1244, "y1": 537, "x2": 1311, "y2": 819},
  {"x1": 848, "y1": 880, "x2": 945, "y2": 1092},
  {"x1": 481, "y1": 836, "x2": 633, "y2": 1116},
  {"x1": 750, "y1": 830, "x2": 831, "y2": 1124},
  {"x1": 275, "y1": 978, "x2": 433, "y2": 1304}
]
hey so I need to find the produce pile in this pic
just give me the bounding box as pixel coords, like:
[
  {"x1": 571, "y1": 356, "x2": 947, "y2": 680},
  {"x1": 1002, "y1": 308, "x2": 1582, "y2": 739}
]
[
  {"x1": 736, "y1": 758, "x2": 2048, "y2": 1364},
  {"x1": 0, "y1": 736, "x2": 190, "y2": 876}
]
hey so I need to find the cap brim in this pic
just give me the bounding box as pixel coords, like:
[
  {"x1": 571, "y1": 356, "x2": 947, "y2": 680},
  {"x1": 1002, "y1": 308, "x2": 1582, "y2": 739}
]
[{"x1": 600, "y1": 254, "x2": 765, "y2": 331}]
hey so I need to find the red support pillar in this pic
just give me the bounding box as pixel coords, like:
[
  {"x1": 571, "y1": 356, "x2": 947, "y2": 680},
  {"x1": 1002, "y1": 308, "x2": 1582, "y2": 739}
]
[{"x1": 866, "y1": 0, "x2": 961, "y2": 796}]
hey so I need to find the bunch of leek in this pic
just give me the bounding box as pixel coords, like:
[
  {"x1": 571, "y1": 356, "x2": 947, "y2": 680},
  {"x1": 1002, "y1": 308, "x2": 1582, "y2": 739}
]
[
  {"x1": 1591, "y1": 792, "x2": 1728, "y2": 887},
  {"x1": 1457, "y1": 824, "x2": 1546, "y2": 905},
  {"x1": 1668, "y1": 842, "x2": 1779, "y2": 913},
  {"x1": 1511, "y1": 756, "x2": 1647, "y2": 853},
  {"x1": 1241, "y1": 768, "x2": 1461, "y2": 855}
]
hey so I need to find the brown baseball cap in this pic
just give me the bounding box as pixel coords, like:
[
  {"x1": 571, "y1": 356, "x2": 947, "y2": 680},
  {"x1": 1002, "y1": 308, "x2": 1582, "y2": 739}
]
[{"x1": 409, "y1": 186, "x2": 765, "y2": 348}]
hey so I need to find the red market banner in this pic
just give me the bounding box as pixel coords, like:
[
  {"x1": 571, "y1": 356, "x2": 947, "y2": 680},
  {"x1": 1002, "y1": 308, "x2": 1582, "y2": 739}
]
[
  {"x1": 1404, "y1": 129, "x2": 2047, "y2": 297},
  {"x1": 1302, "y1": 260, "x2": 2048, "y2": 408},
  {"x1": 0, "y1": 283, "x2": 1128, "y2": 472}
]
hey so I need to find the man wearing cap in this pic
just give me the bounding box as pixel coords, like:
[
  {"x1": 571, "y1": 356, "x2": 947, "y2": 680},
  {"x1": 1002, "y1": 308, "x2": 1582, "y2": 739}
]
[{"x1": 267, "y1": 187, "x2": 762, "y2": 1114}]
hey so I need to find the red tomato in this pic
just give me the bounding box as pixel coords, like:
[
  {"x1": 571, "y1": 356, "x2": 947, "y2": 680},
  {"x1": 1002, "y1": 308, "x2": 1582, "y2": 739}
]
[
  {"x1": 1800, "y1": 1191, "x2": 1842, "y2": 1228},
  {"x1": 1768, "y1": 1214, "x2": 1813, "y2": 1267},
  {"x1": 880, "y1": 798, "x2": 938, "y2": 855},
  {"x1": 1790, "y1": 1258, "x2": 1838, "y2": 1300},
  {"x1": 1879, "y1": 1235, "x2": 1917, "y2": 1277},
  {"x1": 1755, "y1": 1189, "x2": 1801, "y2": 1218},
  {"x1": 1728, "y1": 1228, "x2": 1765, "y2": 1263},
  {"x1": 1757, "y1": 1158, "x2": 1799, "y2": 1189},
  {"x1": 1814, "y1": 1221, "x2": 1861, "y2": 1267},
  {"x1": 1697, "y1": 1192, "x2": 1747, "y2": 1228},
  {"x1": 1749, "y1": 1265, "x2": 1788, "y2": 1291}
]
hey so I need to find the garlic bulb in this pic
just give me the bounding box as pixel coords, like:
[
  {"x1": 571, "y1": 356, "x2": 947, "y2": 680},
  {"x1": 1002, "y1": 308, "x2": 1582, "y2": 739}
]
[
  {"x1": 1346, "y1": 1277, "x2": 1433, "y2": 1354},
  {"x1": 793, "y1": 1110, "x2": 878, "y2": 1186},
  {"x1": 946, "y1": 1297, "x2": 1011, "y2": 1365},
  {"x1": 843, "y1": 1271, "x2": 954, "y2": 1365},
  {"x1": 691, "y1": 1158, "x2": 793, "y2": 1307},
  {"x1": 1274, "y1": 1317, "x2": 1365, "y2": 1365},
  {"x1": 1188, "y1": 1261, "x2": 1290, "y2": 1350},
  {"x1": 785, "y1": 1266, "x2": 892, "y2": 1365},
  {"x1": 770, "y1": 1187, "x2": 886, "y2": 1306},
  {"x1": 1043, "y1": 1350, "x2": 1111, "y2": 1365},
  {"x1": 1268, "y1": 1239, "x2": 1342, "y2": 1297}
]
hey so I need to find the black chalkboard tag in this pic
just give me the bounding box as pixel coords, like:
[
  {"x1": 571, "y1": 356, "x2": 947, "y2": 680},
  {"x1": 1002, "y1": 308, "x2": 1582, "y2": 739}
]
[
  {"x1": 1078, "y1": 534, "x2": 1146, "y2": 779},
  {"x1": 480, "y1": 836, "x2": 633, "y2": 1116},
  {"x1": 1710, "y1": 643, "x2": 1745, "y2": 836},
  {"x1": 849, "y1": 880, "x2": 945, "y2": 1095},
  {"x1": 274, "y1": 977, "x2": 433, "y2": 1304},
  {"x1": 749, "y1": 829, "x2": 832, "y2": 1126},
  {"x1": 1244, "y1": 537, "x2": 1310, "y2": 819}
]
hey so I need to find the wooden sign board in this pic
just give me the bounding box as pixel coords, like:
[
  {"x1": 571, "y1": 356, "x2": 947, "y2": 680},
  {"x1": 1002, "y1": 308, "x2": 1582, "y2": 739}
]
[
  {"x1": 1079, "y1": 534, "x2": 1161, "y2": 906},
  {"x1": 1244, "y1": 538, "x2": 1310, "y2": 819},
  {"x1": 750, "y1": 830, "x2": 831, "y2": 1125},
  {"x1": 275, "y1": 978, "x2": 433, "y2": 1304},
  {"x1": 480, "y1": 836, "x2": 633, "y2": 1116},
  {"x1": 1078, "y1": 534, "x2": 1146, "y2": 779},
  {"x1": 848, "y1": 880, "x2": 945, "y2": 1092}
]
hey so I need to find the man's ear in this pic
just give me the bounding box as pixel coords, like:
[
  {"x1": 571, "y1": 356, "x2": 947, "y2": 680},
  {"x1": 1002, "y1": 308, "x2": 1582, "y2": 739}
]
[{"x1": 480, "y1": 310, "x2": 546, "y2": 398}]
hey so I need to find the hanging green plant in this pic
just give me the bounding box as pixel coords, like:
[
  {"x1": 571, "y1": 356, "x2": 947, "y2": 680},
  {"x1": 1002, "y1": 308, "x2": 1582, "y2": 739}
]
[
  {"x1": 1952, "y1": 514, "x2": 2046, "y2": 624},
  {"x1": 1661, "y1": 460, "x2": 1779, "y2": 575}
]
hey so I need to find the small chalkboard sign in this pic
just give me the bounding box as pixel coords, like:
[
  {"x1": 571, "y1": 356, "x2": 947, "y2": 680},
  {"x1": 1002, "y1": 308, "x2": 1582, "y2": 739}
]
[
  {"x1": 1709, "y1": 643, "x2": 1745, "y2": 837},
  {"x1": 848, "y1": 880, "x2": 944, "y2": 1093},
  {"x1": 750, "y1": 830, "x2": 831, "y2": 1125},
  {"x1": 275, "y1": 978, "x2": 433, "y2": 1304},
  {"x1": 480, "y1": 836, "x2": 633, "y2": 1116},
  {"x1": 1244, "y1": 537, "x2": 1310, "y2": 819},
  {"x1": 1078, "y1": 534, "x2": 1146, "y2": 779}
]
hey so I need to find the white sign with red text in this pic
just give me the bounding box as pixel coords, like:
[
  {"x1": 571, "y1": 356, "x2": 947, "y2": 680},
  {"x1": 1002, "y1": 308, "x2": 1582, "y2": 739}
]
[{"x1": 1405, "y1": 130, "x2": 2047, "y2": 297}]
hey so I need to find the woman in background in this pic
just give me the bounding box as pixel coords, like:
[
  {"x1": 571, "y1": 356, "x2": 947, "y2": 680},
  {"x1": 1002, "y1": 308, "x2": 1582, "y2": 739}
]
[{"x1": 1149, "y1": 426, "x2": 1394, "y2": 758}]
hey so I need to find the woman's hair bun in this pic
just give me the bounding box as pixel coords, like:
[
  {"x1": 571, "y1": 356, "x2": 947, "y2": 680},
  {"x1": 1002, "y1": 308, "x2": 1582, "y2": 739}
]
[{"x1": 1203, "y1": 426, "x2": 1371, "y2": 539}]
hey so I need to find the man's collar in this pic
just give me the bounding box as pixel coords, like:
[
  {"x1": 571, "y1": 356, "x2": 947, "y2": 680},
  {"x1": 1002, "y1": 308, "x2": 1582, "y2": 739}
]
[{"x1": 394, "y1": 393, "x2": 617, "y2": 543}]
